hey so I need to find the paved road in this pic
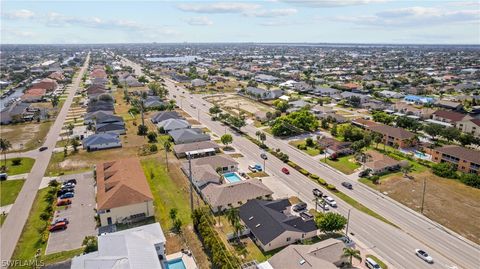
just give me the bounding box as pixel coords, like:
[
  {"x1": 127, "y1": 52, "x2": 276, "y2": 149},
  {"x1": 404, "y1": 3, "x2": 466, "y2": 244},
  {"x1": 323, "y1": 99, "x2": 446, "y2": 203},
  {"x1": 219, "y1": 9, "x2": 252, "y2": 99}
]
[
  {"x1": 121, "y1": 59, "x2": 479, "y2": 269},
  {"x1": 0, "y1": 54, "x2": 90, "y2": 267}
]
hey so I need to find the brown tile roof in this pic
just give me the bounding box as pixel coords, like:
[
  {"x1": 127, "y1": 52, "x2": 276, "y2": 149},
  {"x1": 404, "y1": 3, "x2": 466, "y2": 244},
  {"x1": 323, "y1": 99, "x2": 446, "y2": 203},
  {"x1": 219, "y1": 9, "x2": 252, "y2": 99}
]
[
  {"x1": 368, "y1": 124, "x2": 415, "y2": 140},
  {"x1": 96, "y1": 158, "x2": 153, "y2": 210},
  {"x1": 471, "y1": 119, "x2": 480, "y2": 127},
  {"x1": 433, "y1": 110, "x2": 468, "y2": 122},
  {"x1": 364, "y1": 150, "x2": 401, "y2": 170},
  {"x1": 352, "y1": 118, "x2": 379, "y2": 128},
  {"x1": 435, "y1": 145, "x2": 480, "y2": 164},
  {"x1": 32, "y1": 78, "x2": 58, "y2": 91}
]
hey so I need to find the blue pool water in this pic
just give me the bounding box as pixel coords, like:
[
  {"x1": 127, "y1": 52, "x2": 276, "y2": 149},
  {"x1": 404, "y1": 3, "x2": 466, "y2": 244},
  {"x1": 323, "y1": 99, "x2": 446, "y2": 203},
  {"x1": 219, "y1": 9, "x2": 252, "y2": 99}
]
[
  {"x1": 165, "y1": 258, "x2": 187, "y2": 269},
  {"x1": 224, "y1": 172, "x2": 242, "y2": 183}
]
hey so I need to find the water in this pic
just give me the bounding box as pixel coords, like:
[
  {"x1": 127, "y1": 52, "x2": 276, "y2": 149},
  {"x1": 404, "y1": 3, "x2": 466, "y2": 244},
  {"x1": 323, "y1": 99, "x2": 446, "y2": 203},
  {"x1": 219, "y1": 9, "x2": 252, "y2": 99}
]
[
  {"x1": 146, "y1": 56, "x2": 201, "y2": 63},
  {"x1": 223, "y1": 172, "x2": 242, "y2": 183},
  {"x1": 1, "y1": 87, "x2": 24, "y2": 111},
  {"x1": 164, "y1": 258, "x2": 187, "y2": 269}
]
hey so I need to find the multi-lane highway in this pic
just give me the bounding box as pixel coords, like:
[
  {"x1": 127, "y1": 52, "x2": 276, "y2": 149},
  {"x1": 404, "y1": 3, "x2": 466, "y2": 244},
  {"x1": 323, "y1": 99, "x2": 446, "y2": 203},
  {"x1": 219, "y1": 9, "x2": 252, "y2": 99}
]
[
  {"x1": 0, "y1": 54, "x2": 90, "y2": 267},
  {"x1": 120, "y1": 57, "x2": 479, "y2": 269}
]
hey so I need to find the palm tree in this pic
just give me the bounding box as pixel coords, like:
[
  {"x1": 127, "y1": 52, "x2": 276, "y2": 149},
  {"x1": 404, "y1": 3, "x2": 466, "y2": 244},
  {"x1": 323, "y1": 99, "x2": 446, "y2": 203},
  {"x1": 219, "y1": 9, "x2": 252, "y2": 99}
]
[
  {"x1": 259, "y1": 132, "x2": 267, "y2": 145},
  {"x1": 233, "y1": 221, "x2": 244, "y2": 243},
  {"x1": 226, "y1": 207, "x2": 242, "y2": 242},
  {"x1": 0, "y1": 138, "x2": 12, "y2": 171},
  {"x1": 401, "y1": 164, "x2": 413, "y2": 178},
  {"x1": 343, "y1": 247, "x2": 362, "y2": 266},
  {"x1": 164, "y1": 140, "x2": 172, "y2": 170}
]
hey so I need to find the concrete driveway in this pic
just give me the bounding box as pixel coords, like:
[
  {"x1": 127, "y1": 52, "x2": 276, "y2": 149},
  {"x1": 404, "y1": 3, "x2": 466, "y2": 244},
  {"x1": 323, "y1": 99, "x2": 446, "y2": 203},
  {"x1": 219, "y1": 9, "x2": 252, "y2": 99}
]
[{"x1": 45, "y1": 172, "x2": 96, "y2": 254}]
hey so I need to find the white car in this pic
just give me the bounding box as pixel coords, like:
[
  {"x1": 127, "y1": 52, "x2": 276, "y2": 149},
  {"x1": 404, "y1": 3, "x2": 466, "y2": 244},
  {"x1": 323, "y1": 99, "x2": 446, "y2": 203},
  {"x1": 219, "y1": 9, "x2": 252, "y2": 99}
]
[
  {"x1": 415, "y1": 249, "x2": 434, "y2": 264},
  {"x1": 324, "y1": 196, "x2": 337, "y2": 207}
]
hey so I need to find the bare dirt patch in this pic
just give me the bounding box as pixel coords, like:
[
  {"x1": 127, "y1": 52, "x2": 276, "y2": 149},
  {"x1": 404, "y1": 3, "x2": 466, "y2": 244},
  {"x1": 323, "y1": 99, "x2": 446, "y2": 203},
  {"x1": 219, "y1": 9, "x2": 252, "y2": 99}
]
[
  {"x1": 376, "y1": 171, "x2": 480, "y2": 244},
  {"x1": 1, "y1": 121, "x2": 52, "y2": 152},
  {"x1": 205, "y1": 94, "x2": 274, "y2": 117}
]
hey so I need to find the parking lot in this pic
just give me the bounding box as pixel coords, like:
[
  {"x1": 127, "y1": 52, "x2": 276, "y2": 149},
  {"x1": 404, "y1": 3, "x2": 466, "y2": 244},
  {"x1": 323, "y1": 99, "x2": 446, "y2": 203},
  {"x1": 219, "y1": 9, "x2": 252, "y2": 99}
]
[{"x1": 45, "y1": 171, "x2": 97, "y2": 254}]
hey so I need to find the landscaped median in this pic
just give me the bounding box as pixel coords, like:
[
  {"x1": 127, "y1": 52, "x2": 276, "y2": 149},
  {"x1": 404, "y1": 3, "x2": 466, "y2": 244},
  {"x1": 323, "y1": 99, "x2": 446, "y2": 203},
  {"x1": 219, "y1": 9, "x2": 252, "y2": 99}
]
[{"x1": 244, "y1": 133, "x2": 397, "y2": 227}]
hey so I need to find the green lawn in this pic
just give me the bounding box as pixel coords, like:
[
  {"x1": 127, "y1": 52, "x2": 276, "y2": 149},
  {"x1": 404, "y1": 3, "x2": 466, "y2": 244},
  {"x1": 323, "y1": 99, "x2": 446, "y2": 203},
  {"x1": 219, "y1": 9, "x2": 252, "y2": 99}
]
[
  {"x1": 366, "y1": 254, "x2": 388, "y2": 269},
  {"x1": 11, "y1": 187, "x2": 52, "y2": 268},
  {"x1": 288, "y1": 140, "x2": 321, "y2": 156},
  {"x1": 321, "y1": 155, "x2": 360, "y2": 175},
  {"x1": 1, "y1": 179, "x2": 25, "y2": 206},
  {"x1": 141, "y1": 158, "x2": 193, "y2": 230},
  {"x1": 43, "y1": 248, "x2": 85, "y2": 265},
  {"x1": 2, "y1": 157, "x2": 35, "y2": 175}
]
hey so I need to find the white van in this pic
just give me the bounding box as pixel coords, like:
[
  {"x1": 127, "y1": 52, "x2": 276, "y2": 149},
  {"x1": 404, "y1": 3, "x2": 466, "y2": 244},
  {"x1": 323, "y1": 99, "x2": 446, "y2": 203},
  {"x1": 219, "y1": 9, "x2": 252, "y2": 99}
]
[{"x1": 365, "y1": 257, "x2": 381, "y2": 269}]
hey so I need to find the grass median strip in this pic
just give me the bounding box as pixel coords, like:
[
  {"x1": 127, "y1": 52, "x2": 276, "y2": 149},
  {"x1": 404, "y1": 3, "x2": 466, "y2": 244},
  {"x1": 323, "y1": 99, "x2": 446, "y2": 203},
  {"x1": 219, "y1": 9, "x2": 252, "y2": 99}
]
[{"x1": 367, "y1": 254, "x2": 388, "y2": 269}]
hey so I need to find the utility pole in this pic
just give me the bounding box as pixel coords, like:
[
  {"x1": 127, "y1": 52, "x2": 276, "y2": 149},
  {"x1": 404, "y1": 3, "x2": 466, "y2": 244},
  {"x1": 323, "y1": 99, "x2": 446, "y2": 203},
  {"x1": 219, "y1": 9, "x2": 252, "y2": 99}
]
[
  {"x1": 345, "y1": 209, "x2": 351, "y2": 236},
  {"x1": 188, "y1": 153, "x2": 193, "y2": 212},
  {"x1": 420, "y1": 177, "x2": 427, "y2": 214}
]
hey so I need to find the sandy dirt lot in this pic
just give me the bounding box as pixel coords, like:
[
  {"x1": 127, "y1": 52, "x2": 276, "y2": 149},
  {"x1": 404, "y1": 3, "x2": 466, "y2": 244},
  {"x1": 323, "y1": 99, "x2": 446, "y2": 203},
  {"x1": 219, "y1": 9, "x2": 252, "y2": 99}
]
[
  {"x1": 0, "y1": 121, "x2": 52, "y2": 151},
  {"x1": 205, "y1": 94, "x2": 274, "y2": 116},
  {"x1": 377, "y1": 171, "x2": 480, "y2": 244}
]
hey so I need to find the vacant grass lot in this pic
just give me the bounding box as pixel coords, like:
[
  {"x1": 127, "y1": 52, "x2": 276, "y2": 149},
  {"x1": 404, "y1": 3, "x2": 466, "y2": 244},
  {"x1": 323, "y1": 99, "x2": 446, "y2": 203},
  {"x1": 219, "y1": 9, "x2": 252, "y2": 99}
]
[
  {"x1": 2, "y1": 157, "x2": 35, "y2": 175},
  {"x1": 1, "y1": 179, "x2": 25, "y2": 206},
  {"x1": 367, "y1": 170, "x2": 480, "y2": 244},
  {"x1": 288, "y1": 140, "x2": 321, "y2": 156},
  {"x1": 0, "y1": 121, "x2": 53, "y2": 152},
  {"x1": 321, "y1": 155, "x2": 360, "y2": 175}
]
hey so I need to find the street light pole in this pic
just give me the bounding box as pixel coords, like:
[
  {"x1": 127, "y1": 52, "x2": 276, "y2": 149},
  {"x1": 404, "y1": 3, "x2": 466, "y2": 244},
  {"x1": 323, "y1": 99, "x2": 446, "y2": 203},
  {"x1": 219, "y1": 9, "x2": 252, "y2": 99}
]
[
  {"x1": 345, "y1": 209, "x2": 351, "y2": 236},
  {"x1": 187, "y1": 153, "x2": 193, "y2": 212},
  {"x1": 420, "y1": 177, "x2": 427, "y2": 214}
]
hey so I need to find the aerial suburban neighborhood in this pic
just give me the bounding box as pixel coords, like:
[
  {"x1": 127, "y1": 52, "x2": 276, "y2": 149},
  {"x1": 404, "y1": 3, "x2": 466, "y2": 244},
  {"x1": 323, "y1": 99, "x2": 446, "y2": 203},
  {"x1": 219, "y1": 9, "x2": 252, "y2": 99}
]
[{"x1": 1, "y1": 1, "x2": 479, "y2": 269}]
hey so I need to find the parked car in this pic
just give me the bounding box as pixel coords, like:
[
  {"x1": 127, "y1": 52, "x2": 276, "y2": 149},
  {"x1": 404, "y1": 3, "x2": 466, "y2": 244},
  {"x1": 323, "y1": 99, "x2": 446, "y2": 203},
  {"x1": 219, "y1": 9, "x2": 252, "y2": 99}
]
[
  {"x1": 56, "y1": 199, "x2": 71, "y2": 206},
  {"x1": 39, "y1": 146, "x2": 48, "y2": 151},
  {"x1": 365, "y1": 257, "x2": 381, "y2": 269},
  {"x1": 300, "y1": 212, "x2": 313, "y2": 220},
  {"x1": 324, "y1": 196, "x2": 337, "y2": 207},
  {"x1": 415, "y1": 249, "x2": 434, "y2": 263},
  {"x1": 62, "y1": 182, "x2": 75, "y2": 188},
  {"x1": 51, "y1": 218, "x2": 69, "y2": 225},
  {"x1": 57, "y1": 188, "x2": 74, "y2": 196},
  {"x1": 0, "y1": 173, "x2": 7, "y2": 181},
  {"x1": 254, "y1": 164, "x2": 263, "y2": 171},
  {"x1": 312, "y1": 188, "x2": 323, "y2": 197},
  {"x1": 281, "y1": 167, "x2": 290, "y2": 174},
  {"x1": 65, "y1": 179, "x2": 77, "y2": 184},
  {"x1": 248, "y1": 165, "x2": 257, "y2": 172},
  {"x1": 342, "y1": 182, "x2": 353, "y2": 189},
  {"x1": 292, "y1": 202, "x2": 307, "y2": 212},
  {"x1": 49, "y1": 222, "x2": 67, "y2": 232},
  {"x1": 59, "y1": 192, "x2": 75, "y2": 199}
]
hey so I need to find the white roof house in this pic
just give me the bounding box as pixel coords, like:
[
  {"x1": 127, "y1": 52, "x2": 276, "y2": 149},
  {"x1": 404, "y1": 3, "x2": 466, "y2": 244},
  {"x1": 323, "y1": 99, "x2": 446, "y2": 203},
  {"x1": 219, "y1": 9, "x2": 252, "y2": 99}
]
[{"x1": 71, "y1": 223, "x2": 166, "y2": 269}]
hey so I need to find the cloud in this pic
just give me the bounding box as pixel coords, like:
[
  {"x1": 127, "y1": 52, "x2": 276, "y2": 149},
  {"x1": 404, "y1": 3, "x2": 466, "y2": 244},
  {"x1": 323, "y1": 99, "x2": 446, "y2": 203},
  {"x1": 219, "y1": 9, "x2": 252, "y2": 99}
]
[
  {"x1": 186, "y1": 16, "x2": 213, "y2": 26},
  {"x1": 177, "y1": 2, "x2": 260, "y2": 13},
  {"x1": 279, "y1": 0, "x2": 387, "y2": 8},
  {"x1": 3, "y1": 9, "x2": 35, "y2": 19},
  {"x1": 333, "y1": 6, "x2": 480, "y2": 27},
  {"x1": 1, "y1": 27, "x2": 36, "y2": 38},
  {"x1": 246, "y1": 8, "x2": 298, "y2": 17}
]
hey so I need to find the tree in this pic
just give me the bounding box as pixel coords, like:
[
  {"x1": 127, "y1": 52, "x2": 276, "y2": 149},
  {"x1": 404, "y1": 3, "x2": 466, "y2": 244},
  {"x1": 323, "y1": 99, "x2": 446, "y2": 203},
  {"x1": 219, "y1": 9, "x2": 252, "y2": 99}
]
[
  {"x1": 305, "y1": 137, "x2": 314, "y2": 147},
  {"x1": 441, "y1": 127, "x2": 461, "y2": 142},
  {"x1": 220, "y1": 134, "x2": 233, "y2": 148},
  {"x1": 372, "y1": 111, "x2": 394, "y2": 125},
  {"x1": 0, "y1": 138, "x2": 12, "y2": 171},
  {"x1": 423, "y1": 124, "x2": 443, "y2": 140},
  {"x1": 343, "y1": 247, "x2": 362, "y2": 265},
  {"x1": 147, "y1": 131, "x2": 158, "y2": 143},
  {"x1": 83, "y1": 236, "x2": 98, "y2": 253},
  {"x1": 331, "y1": 123, "x2": 338, "y2": 137},
  {"x1": 226, "y1": 207, "x2": 242, "y2": 242},
  {"x1": 67, "y1": 123, "x2": 75, "y2": 135},
  {"x1": 401, "y1": 164, "x2": 413, "y2": 178},
  {"x1": 315, "y1": 212, "x2": 347, "y2": 234},
  {"x1": 259, "y1": 132, "x2": 267, "y2": 146},
  {"x1": 432, "y1": 162, "x2": 458, "y2": 179},
  {"x1": 321, "y1": 118, "x2": 329, "y2": 129},
  {"x1": 71, "y1": 138, "x2": 80, "y2": 152},
  {"x1": 374, "y1": 133, "x2": 383, "y2": 148},
  {"x1": 169, "y1": 208, "x2": 178, "y2": 221},
  {"x1": 51, "y1": 95, "x2": 60, "y2": 107},
  {"x1": 209, "y1": 105, "x2": 222, "y2": 116},
  {"x1": 459, "y1": 133, "x2": 475, "y2": 146},
  {"x1": 148, "y1": 81, "x2": 162, "y2": 96},
  {"x1": 164, "y1": 140, "x2": 172, "y2": 169},
  {"x1": 273, "y1": 100, "x2": 289, "y2": 112},
  {"x1": 138, "y1": 75, "x2": 149, "y2": 83},
  {"x1": 137, "y1": 124, "x2": 148, "y2": 136}
]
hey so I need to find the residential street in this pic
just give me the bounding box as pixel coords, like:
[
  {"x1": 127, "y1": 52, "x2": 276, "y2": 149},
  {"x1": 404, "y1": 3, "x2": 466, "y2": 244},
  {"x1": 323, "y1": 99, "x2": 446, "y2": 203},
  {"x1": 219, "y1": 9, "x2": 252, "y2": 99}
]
[
  {"x1": 165, "y1": 80, "x2": 479, "y2": 269},
  {"x1": 0, "y1": 54, "x2": 90, "y2": 267}
]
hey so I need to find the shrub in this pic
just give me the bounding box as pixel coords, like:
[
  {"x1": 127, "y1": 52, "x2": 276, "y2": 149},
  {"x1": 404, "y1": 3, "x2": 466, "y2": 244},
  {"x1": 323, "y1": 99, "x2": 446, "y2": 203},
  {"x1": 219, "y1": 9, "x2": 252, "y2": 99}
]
[
  {"x1": 310, "y1": 174, "x2": 319, "y2": 180},
  {"x1": 11, "y1": 158, "x2": 22, "y2": 166},
  {"x1": 326, "y1": 184, "x2": 336, "y2": 191},
  {"x1": 149, "y1": 144, "x2": 158, "y2": 152},
  {"x1": 318, "y1": 178, "x2": 327, "y2": 185},
  {"x1": 279, "y1": 153, "x2": 289, "y2": 163},
  {"x1": 299, "y1": 169, "x2": 310, "y2": 176},
  {"x1": 458, "y1": 173, "x2": 480, "y2": 189},
  {"x1": 370, "y1": 175, "x2": 380, "y2": 184},
  {"x1": 432, "y1": 163, "x2": 457, "y2": 179},
  {"x1": 287, "y1": 161, "x2": 298, "y2": 169},
  {"x1": 298, "y1": 144, "x2": 307, "y2": 150},
  {"x1": 40, "y1": 212, "x2": 50, "y2": 221}
]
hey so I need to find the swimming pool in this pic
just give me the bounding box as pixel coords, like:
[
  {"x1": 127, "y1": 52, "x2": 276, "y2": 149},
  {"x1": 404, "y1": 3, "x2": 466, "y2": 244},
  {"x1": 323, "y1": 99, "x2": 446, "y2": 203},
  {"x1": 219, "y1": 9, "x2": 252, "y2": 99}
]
[
  {"x1": 223, "y1": 172, "x2": 242, "y2": 183},
  {"x1": 164, "y1": 258, "x2": 187, "y2": 269}
]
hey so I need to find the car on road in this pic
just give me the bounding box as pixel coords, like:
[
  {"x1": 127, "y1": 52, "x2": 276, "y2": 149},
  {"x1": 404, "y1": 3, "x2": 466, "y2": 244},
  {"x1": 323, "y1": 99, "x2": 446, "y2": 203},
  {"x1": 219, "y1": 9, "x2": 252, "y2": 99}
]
[
  {"x1": 51, "y1": 218, "x2": 69, "y2": 225},
  {"x1": 59, "y1": 192, "x2": 74, "y2": 199},
  {"x1": 39, "y1": 146, "x2": 48, "y2": 151},
  {"x1": 415, "y1": 249, "x2": 434, "y2": 263},
  {"x1": 292, "y1": 202, "x2": 307, "y2": 212},
  {"x1": 317, "y1": 202, "x2": 329, "y2": 211},
  {"x1": 281, "y1": 167, "x2": 290, "y2": 174},
  {"x1": 190, "y1": 104, "x2": 196, "y2": 109},
  {"x1": 342, "y1": 182, "x2": 353, "y2": 189},
  {"x1": 300, "y1": 212, "x2": 313, "y2": 220},
  {"x1": 49, "y1": 222, "x2": 67, "y2": 232},
  {"x1": 324, "y1": 196, "x2": 337, "y2": 207},
  {"x1": 365, "y1": 257, "x2": 381, "y2": 269},
  {"x1": 260, "y1": 153, "x2": 268, "y2": 160},
  {"x1": 312, "y1": 188, "x2": 323, "y2": 197},
  {"x1": 254, "y1": 164, "x2": 262, "y2": 171},
  {"x1": 56, "y1": 199, "x2": 72, "y2": 206}
]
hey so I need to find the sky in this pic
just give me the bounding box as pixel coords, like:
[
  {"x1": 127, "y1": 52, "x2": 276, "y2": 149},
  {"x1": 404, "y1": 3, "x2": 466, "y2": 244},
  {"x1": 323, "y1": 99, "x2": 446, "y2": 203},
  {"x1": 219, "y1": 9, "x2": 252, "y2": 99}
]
[{"x1": 1, "y1": 0, "x2": 479, "y2": 44}]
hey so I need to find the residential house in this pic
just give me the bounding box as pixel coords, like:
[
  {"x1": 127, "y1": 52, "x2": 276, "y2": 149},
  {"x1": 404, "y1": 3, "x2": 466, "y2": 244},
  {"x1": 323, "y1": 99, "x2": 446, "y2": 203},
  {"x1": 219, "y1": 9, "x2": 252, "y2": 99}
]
[
  {"x1": 173, "y1": 140, "x2": 220, "y2": 158},
  {"x1": 351, "y1": 118, "x2": 379, "y2": 129},
  {"x1": 404, "y1": 95, "x2": 435, "y2": 105},
  {"x1": 201, "y1": 179, "x2": 273, "y2": 212},
  {"x1": 316, "y1": 113, "x2": 348, "y2": 124},
  {"x1": 48, "y1": 71, "x2": 65, "y2": 81},
  {"x1": 95, "y1": 114, "x2": 123, "y2": 125},
  {"x1": 311, "y1": 87, "x2": 340, "y2": 97},
  {"x1": 292, "y1": 81, "x2": 313, "y2": 93},
  {"x1": 169, "y1": 128, "x2": 211, "y2": 144},
  {"x1": 87, "y1": 100, "x2": 115, "y2": 113},
  {"x1": 96, "y1": 158, "x2": 154, "y2": 226},
  {"x1": 431, "y1": 145, "x2": 480, "y2": 174},
  {"x1": 366, "y1": 124, "x2": 417, "y2": 148},
  {"x1": 188, "y1": 155, "x2": 238, "y2": 174},
  {"x1": 31, "y1": 78, "x2": 58, "y2": 92},
  {"x1": 191, "y1": 78, "x2": 206, "y2": 87},
  {"x1": 0, "y1": 102, "x2": 31, "y2": 124},
  {"x1": 157, "y1": 118, "x2": 191, "y2": 133},
  {"x1": 83, "y1": 133, "x2": 122, "y2": 151},
  {"x1": 259, "y1": 238, "x2": 348, "y2": 269},
  {"x1": 150, "y1": 111, "x2": 181, "y2": 124},
  {"x1": 317, "y1": 137, "x2": 352, "y2": 156},
  {"x1": 243, "y1": 87, "x2": 283, "y2": 100},
  {"x1": 182, "y1": 164, "x2": 221, "y2": 189},
  {"x1": 90, "y1": 68, "x2": 107, "y2": 79},
  {"x1": 432, "y1": 110, "x2": 471, "y2": 125},
  {"x1": 336, "y1": 92, "x2": 370, "y2": 103},
  {"x1": 254, "y1": 74, "x2": 281, "y2": 84},
  {"x1": 143, "y1": 96, "x2": 164, "y2": 109},
  {"x1": 392, "y1": 103, "x2": 436, "y2": 120},
  {"x1": 456, "y1": 118, "x2": 480, "y2": 137},
  {"x1": 84, "y1": 110, "x2": 114, "y2": 125},
  {"x1": 96, "y1": 122, "x2": 126, "y2": 135},
  {"x1": 71, "y1": 222, "x2": 166, "y2": 269},
  {"x1": 435, "y1": 100, "x2": 463, "y2": 111},
  {"x1": 363, "y1": 150, "x2": 401, "y2": 175},
  {"x1": 21, "y1": 88, "x2": 46, "y2": 102},
  {"x1": 379, "y1": 90, "x2": 404, "y2": 99},
  {"x1": 239, "y1": 199, "x2": 318, "y2": 252}
]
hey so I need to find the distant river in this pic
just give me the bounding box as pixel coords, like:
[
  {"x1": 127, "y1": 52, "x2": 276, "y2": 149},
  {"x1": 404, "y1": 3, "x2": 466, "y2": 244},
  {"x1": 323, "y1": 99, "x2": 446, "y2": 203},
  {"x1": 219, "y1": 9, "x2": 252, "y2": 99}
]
[
  {"x1": 0, "y1": 87, "x2": 24, "y2": 111},
  {"x1": 146, "y1": 56, "x2": 202, "y2": 63}
]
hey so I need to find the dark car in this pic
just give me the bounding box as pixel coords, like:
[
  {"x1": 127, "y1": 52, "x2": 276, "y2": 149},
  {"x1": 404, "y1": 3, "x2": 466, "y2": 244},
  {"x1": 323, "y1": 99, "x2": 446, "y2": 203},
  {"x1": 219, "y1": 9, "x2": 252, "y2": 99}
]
[
  {"x1": 59, "y1": 192, "x2": 74, "y2": 199},
  {"x1": 51, "y1": 218, "x2": 69, "y2": 225},
  {"x1": 62, "y1": 182, "x2": 76, "y2": 188},
  {"x1": 65, "y1": 179, "x2": 77, "y2": 184},
  {"x1": 49, "y1": 222, "x2": 67, "y2": 232},
  {"x1": 313, "y1": 188, "x2": 323, "y2": 198},
  {"x1": 39, "y1": 146, "x2": 48, "y2": 151},
  {"x1": 0, "y1": 173, "x2": 7, "y2": 181},
  {"x1": 57, "y1": 188, "x2": 74, "y2": 196},
  {"x1": 292, "y1": 202, "x2": 307, "y2": 212},
  {"x1": 342, "y1": 182, "x2": 353, "y2": 189}
]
